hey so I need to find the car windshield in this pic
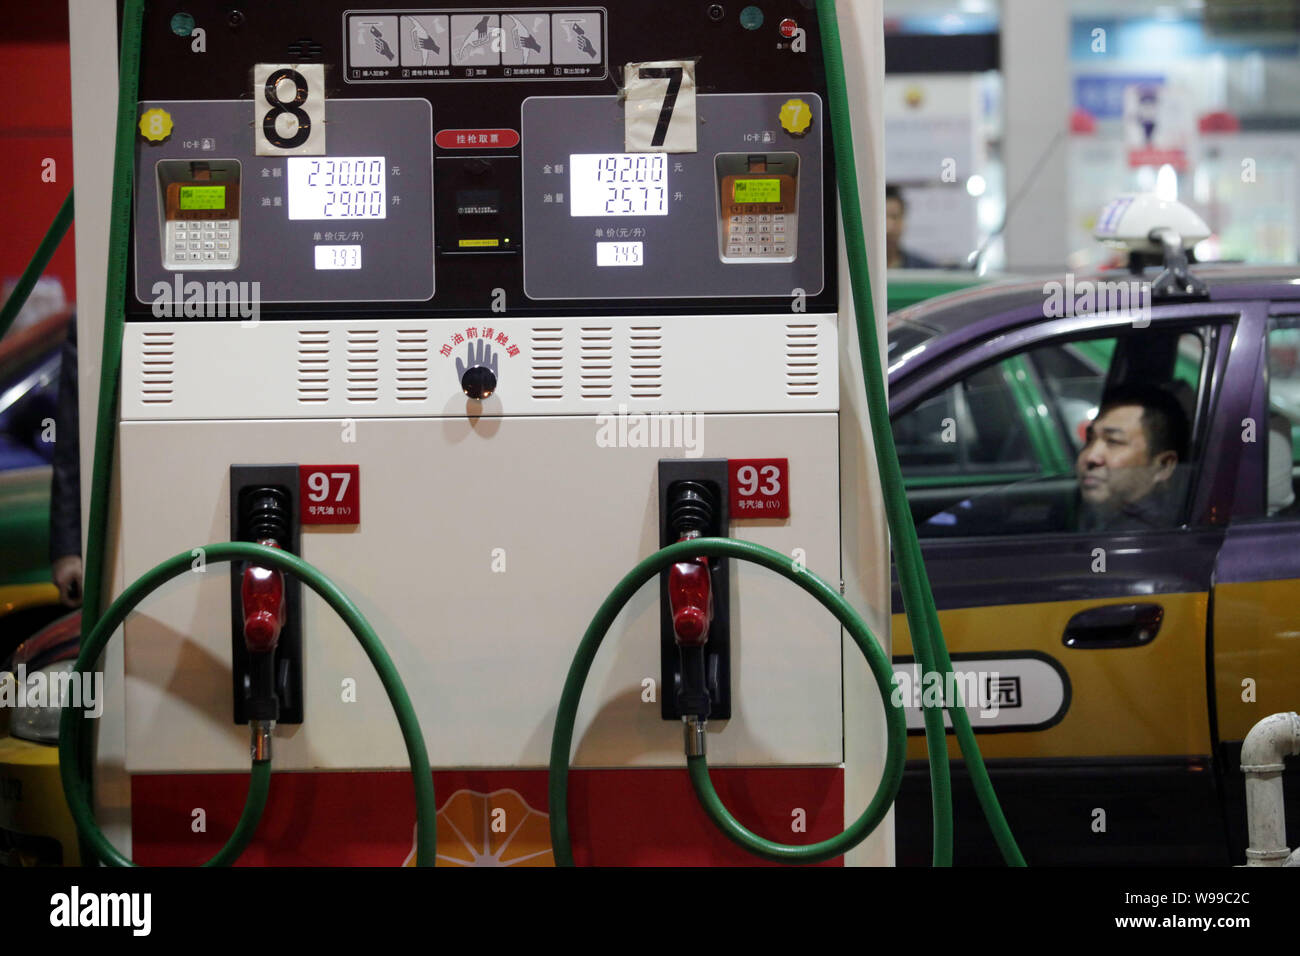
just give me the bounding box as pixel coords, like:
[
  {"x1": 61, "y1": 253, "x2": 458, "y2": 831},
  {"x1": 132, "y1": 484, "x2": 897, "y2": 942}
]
[{"x1": 887, "y1": 320, "x2": 936, "y2": 361}]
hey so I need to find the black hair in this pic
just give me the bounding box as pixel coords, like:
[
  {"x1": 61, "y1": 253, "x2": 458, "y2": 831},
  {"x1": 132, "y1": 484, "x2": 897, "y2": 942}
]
[
  {"x1": 885, "y1": 183, "x2": 904, "y2": 211},
  {"x1": 1097, "y1": 383, "x2": 1190, "y2": 461}
]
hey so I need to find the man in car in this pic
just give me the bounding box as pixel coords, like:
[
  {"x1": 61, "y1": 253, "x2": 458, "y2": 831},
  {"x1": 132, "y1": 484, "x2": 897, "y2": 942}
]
[{"x1": 1077, "y1": 383, "x2": 1190, "y2": 532}]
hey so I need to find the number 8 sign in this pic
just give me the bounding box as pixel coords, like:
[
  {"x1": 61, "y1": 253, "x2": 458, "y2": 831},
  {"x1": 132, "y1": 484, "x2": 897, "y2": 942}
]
[
  {"x1": 254, "y1": 63, "x2": 326, "y2": 156},
  {"x1": 728, "y1": 458, "x2": 789, "y2": 519}
]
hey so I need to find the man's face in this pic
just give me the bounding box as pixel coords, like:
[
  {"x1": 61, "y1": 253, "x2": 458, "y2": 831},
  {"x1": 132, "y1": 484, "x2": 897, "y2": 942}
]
[
  {"x1": 1076, "y1": 404, "x2": 1176, "y2": 511},
  {"x1": 885, "y1": 197, "x2": 904, "y2": 250}
]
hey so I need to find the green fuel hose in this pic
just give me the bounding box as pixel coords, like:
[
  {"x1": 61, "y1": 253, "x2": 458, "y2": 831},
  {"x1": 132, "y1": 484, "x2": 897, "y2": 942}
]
[
  {"x1": 548, "y1": 538, "x2": 907, "y2": 865},
  {"x1": 0, "y1": 189, "x2": 74, "y2": 342},
  {"x1": 58, "y1": 543, "x2": 439, "y2": 866},
  {"x1": 816, "y1": 0, "x2": 1024, "y2": 866}
]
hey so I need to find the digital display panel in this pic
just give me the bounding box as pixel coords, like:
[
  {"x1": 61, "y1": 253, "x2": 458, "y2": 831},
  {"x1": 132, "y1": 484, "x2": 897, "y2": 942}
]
[
  {"x1": 596, "y1": 241, "x2": 643, "y2": 266},
  {"x1": 179, "y1": 185, "x2": 226, "y2": 210},
  {"x1": 569, "y1": 153, "x2": 668, "y2": 217},
  {"x1": 287, "y1": 157, "x2": 387, "y2": 220},
  {"x1": 314, "y1": 245, "x2": 362, "y2": 270},
  {"x1": 733, "y1": 178, "x2": 781, "y2": 204}
]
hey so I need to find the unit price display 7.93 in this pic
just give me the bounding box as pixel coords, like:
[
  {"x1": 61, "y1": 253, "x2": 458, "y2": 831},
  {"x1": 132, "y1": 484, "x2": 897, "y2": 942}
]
[{"x1": 288, "y1": 156, "x2": 387, "y2": 220}]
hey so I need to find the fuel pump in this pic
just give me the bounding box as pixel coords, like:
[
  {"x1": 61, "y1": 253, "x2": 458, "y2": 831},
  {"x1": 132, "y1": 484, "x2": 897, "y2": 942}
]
[{"x1": 59, "y1": 0, "x2": 1019, "y2": 867}]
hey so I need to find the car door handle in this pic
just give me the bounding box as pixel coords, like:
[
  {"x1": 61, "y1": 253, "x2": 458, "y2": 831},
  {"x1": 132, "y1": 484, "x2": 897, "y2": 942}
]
[{"x1": 1063, "y1": 603, "x2": 1164, "y2": 649}]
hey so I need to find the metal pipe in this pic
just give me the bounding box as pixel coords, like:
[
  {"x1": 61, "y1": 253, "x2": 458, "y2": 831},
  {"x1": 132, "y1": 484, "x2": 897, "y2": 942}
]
[{"x1": 1242, "y1": 711, "x2": 1300, "y2": 866}]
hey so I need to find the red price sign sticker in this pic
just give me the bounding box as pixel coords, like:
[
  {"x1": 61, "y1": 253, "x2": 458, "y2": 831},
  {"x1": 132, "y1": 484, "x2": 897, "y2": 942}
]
[
  {"x1": 729, "y1": 458, "x2": 789, "y2": 519},
  {"x1": 299, "y1": 465, "x2": 360, "y2": 525}
]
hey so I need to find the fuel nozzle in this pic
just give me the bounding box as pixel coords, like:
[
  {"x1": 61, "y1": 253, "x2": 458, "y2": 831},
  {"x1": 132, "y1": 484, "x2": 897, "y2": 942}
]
[
  {"x1": 667, "y1": 481, "x2": 719, "y2": 726},
  {"x1": 239, "y1": 487, "x2": 291, "y2": 759}
]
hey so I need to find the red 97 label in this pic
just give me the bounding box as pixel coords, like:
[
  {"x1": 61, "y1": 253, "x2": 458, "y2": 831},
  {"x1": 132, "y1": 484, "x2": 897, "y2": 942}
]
[
  {"x1": 729, "y1": 458, "x2": 789, "y2": 519},
  {"x1": 299, "y1": 465, "x2": 360, "y2": 525}
]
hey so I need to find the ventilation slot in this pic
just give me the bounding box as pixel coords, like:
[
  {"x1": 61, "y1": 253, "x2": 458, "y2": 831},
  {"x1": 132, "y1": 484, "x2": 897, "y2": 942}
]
[
  {"x1": 395, "y1": 329, "x2": 429, "y2": 403},
  {"x1": 139, "y1": 330, "x2": 174, "y2": 405},
  {"x1": 286, "y1": 38, "x2": 324, "y2": 59},
  {"x1": 629, "y1": 326, "x2": 663, "y2": 400},
  {"x1": 297, "y1": 329, "x2": 330, "y2": 405},
  {"x1": 530, "y1": 327, "x2": 563, "y2": 401},
  {"x1": 785, "y1": 323, "x2": 819, "y2": 397},
  {"x1": 579, "y1": 326, "x2": 614, "y2": 400},
  {"x1": 345, "y1": 329, "x2": 381, "y2": 403}
]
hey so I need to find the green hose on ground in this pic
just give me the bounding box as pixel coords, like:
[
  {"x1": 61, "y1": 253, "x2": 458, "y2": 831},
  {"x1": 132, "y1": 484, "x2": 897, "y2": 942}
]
[
  {"x1": 0, "y1": 190, "x2": 74, "y2": 342},
  {"x1": 58, "y1": 542, "x2": 438, "y2": 866},
  {"x1": 548, "y1": 537, "x2": 906, "y2": 866}
]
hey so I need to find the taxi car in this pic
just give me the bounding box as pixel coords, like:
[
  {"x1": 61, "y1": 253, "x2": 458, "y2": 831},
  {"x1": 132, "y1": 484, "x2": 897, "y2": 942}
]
[{"x1": 887, "y1": 209, "x2": 1300, "y2": 864}]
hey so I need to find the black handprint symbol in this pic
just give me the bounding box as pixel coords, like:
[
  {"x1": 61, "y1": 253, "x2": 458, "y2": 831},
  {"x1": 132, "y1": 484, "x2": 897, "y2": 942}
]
[{"x1": 456, "y1": 339, "x2": 500, "y2": 400}]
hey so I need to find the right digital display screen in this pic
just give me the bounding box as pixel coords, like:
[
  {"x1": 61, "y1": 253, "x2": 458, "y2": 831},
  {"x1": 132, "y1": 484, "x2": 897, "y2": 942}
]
[{"x1": 733, "y1": 178, "x2": 781, "y2": 204}]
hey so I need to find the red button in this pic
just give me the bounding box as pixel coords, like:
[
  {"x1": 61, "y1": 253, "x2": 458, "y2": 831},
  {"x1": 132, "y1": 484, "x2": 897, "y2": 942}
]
[
  {"x1": 436, "y1": 128, "x2": 521, "y2": 150},
  {"x1": 779, "y1": 18, "x2": 798, "y2": 38}
]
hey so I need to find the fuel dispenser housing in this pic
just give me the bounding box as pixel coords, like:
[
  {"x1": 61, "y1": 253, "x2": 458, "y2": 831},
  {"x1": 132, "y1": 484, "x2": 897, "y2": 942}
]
[{"x1": 68, "y1": 0, "x2": 891, "y2": 865}]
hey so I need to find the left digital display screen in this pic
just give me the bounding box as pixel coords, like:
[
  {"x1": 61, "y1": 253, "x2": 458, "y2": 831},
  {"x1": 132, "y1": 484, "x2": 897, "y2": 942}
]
[
  {"x1": 287, "y1": 157, "x2": 387, "y2": 220},
  {"x1": 179, "y1": 185, "x2": 226, "y2": 210}
]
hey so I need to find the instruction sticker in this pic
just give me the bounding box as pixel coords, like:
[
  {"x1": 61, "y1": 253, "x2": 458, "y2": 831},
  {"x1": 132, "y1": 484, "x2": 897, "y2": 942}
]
[{"x1": 624, "y1": 60, "x2": 697, "y2": 153}]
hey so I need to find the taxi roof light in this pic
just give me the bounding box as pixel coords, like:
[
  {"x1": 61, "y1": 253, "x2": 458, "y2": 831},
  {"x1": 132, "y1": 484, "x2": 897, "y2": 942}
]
[{"x1": 1093, "y1": 193, "x2": 1210, "y2": 300}]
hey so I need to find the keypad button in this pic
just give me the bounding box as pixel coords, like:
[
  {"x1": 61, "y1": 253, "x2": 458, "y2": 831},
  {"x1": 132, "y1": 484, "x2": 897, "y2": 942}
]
[
  {"x1": 174, "y1": 252, "x2": 189, "y2": 261},
  {"x1": 217, "y1": 230, "x2": 230, "y2": 240},
  {"x1": 773, "y1": 214, "x2": 787, "y2": 224},
  {"x1": 773, "y1": 244, "x2": 788, "y2": 255},
  {"x1": 217, "y1": 241, "x2": 230, "y2": 250},
  {"x1": 727, "y1": 244, "x2": 743, "y2": 256},
  {"x1": 189, "y1": 242, "x2": 200, "y2": 250},
  {"x1": 217, "y1": 251, "x2": 231, "y2": 260},
  {"x1": 174, "y1": 231, "x2": 187, "y2": 241},
  {"x1": 216, "y1": 220, "x2": 230, "y2": 228},
  {"x1": 202, "y1": 251, "x2": 216, "y2": 260}
]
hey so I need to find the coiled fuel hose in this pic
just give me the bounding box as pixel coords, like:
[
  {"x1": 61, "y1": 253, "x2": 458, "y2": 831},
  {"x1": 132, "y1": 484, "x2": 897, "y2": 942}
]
[
  {"x1": 58, "y1": 543, "x2": 438, "y2": 866},
  {"x1": 549, "y1": 0, "x2": 1025, "y2": 867}
]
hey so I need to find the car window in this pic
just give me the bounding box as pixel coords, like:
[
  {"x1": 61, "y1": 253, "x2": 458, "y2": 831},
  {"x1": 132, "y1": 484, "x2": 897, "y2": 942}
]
[
  {"x1": 1266, "y1": 318, "x2": 1300, "y2": 518},
  {"x1": 897, "y1": 328, "x2": 1208, "y2": 538},
  {"x1": 0, "y1": 352, "x2": 60, "y2": 472}
]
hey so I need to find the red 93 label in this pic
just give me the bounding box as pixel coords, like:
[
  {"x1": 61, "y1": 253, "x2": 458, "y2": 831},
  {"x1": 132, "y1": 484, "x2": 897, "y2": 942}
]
[
  {"x1": 729, "y1": 458, "x2": 789, "y2": 519},
  {"x1": 299, "y1": 465, "x2": 359, "y2": 525}
]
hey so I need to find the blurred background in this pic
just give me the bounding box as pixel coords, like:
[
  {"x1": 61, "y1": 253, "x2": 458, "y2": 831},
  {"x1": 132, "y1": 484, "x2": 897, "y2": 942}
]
[{"x1": 883, "y1": 0, "x2": 1300, "y2": 274}]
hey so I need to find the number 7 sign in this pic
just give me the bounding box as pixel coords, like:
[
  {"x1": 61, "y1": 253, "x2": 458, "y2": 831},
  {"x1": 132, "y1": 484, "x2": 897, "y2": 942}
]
[
  {"x1": 299, "y1": 464, "x2": 361, "y2": 525},
  {"x1": 624, "y1": 60, "x2": 697, "y2": 153}
]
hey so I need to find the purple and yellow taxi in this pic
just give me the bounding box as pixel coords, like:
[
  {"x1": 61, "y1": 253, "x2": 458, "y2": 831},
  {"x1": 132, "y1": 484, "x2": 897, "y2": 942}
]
[{"x1": 886, "y1": 260, "x2": 1300, "y2": 864}]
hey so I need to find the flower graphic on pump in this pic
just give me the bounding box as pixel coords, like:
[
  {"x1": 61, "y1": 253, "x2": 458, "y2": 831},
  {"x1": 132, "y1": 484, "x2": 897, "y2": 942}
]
[{"x1": 403, "y1": 789, "x2": 554, "y2": 866}]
